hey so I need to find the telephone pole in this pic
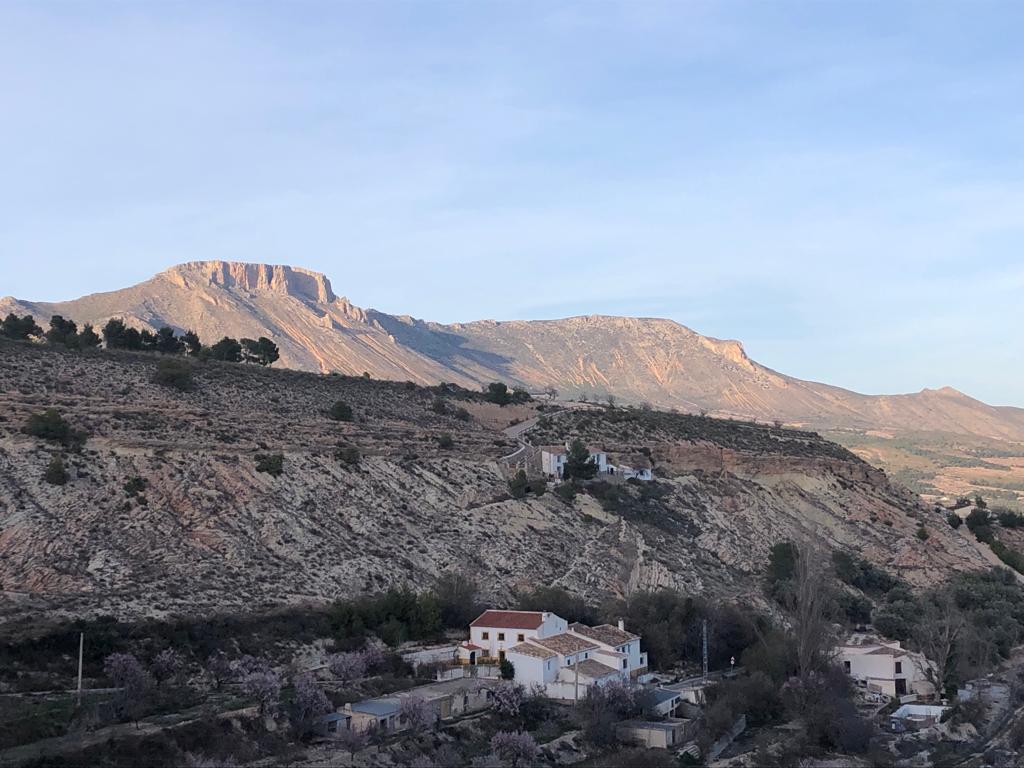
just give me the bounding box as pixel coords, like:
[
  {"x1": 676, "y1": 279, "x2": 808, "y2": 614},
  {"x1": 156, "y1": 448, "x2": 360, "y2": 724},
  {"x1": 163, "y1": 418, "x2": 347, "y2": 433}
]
[
  {"x1": 702, "y1": 620, "x2": 709, "y2": 682},
  {"x1": 77, "y1": 632, "x2": 84, "y2": 707}
]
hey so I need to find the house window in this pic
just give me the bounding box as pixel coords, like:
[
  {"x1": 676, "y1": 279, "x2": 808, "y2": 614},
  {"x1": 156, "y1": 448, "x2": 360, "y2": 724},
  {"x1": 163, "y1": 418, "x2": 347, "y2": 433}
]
[
  {"x1": 843, "y1": 661, "x2": 851, "y2": 673},
  {"x1": 517, "y1": 634, "x2": 525, "y2": 642},
  {"x1": 895, "y1": 661, "x2": 902, "y2": 674},
  {"x1": 328, "y1": 720, "x2": 338, "y2": 733},
  {"x1": 498, "y1": 632, "x2": 505, "y2": 641},
  {"x1": 622, "y1": 660, "x2": 628, "y2": 669},
  {"x1": 482, "y1": 631, "x2": 489, "y2": 640},
  {"x1": 584, "y1": 652, "x2": 589, "y2": 659},
  {"x1": 566, "y1": 659, "x2": 572, "y2": 666}
]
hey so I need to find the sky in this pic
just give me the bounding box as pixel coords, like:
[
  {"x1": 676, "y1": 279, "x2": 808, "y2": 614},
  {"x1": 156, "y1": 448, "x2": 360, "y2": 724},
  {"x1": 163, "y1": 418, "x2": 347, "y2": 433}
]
[{"x1": 1, "y1": 2, "x2": 1023, "y2": 405}]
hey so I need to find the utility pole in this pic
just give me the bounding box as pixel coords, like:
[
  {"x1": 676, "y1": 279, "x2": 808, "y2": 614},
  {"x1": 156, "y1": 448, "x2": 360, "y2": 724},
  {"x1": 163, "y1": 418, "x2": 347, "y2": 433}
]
[
  {"x1": 702, "y1": 620, "x2": 709, "y2": 682},
  {"x1": 574, "y1": 655, "x2": 579, "y2": 704},
  {"x1": 77, "y1": 632, "x2": 84, "y2": 707}
]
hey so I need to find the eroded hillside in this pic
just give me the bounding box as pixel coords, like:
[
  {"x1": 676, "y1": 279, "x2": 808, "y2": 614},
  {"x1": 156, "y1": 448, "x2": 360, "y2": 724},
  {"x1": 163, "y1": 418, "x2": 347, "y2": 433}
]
[{"x1": 0, "y1": 341, "x2": 989, "y2": 629}]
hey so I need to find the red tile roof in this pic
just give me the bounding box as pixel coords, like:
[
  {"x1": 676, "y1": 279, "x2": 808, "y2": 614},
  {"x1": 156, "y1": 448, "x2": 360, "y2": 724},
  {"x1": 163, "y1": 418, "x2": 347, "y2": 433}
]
[{"x1": 470, "y1": 610, "x2": 546, "y2": 630}]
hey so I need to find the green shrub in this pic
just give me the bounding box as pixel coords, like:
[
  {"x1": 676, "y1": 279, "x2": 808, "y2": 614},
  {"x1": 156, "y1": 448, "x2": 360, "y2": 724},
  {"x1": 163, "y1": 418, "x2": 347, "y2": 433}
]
[
  {"x1": 23, "y1": 409, "x2": 83, "y2": 447},
  {"x1": 255, "y1": 453, "x2": 284, "y2": 477},
  {"x1": 484, "y1": 382, "x2": 513, "y2": 405},
  {"x1": 508, "y1": 470, "x2": 529, "y2": 499},
  {"x1": 124, "y1": 477, "x2": 147, "y2": 497},
  {"x1": 437, "y1": 433, "x2": 454, "y2": 449},
  {"x1": 916, "y1": 525, "x2": 930, "y2": 541},
  {"x1": 430, "y1": 396, "x2": 448, "y2": 414},
  {"x1": 44, "y1": 456, "x2": 68, "y2": 486},
  {"x1": 454, "y1": 407, "x2": 471, "y2": 421},
  {"x1": 153, "y1": 358, "x2": 193, "y2": 391},
  {"x1": 1, "y1": 313, "x2": 43, "y2": 340},
  {"x1": 336, "y1": 446, "x2": 361, "y2": 466},
  {"x1": 329, "y1": 401, "x2": 353, "y2": 422},
  {"x1": 998, "y1": 509, "x2": 1024, "y2": 528},
  {"x1": 554, "y1": 483, "x2": 576, "y2": 502},
  {"x1": 499, "y1": 658, "x2": 515, "y2": 680},
  {"x1": 947, "y1": 513, "x2": 962, "y2": 529}
]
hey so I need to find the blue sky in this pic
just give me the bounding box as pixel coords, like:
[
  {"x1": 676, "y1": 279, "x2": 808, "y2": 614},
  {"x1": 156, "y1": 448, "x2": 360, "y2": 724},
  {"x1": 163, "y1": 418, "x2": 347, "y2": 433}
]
[{"x1": 2, "y1": 2, "x2": 1022, "y2": 405}]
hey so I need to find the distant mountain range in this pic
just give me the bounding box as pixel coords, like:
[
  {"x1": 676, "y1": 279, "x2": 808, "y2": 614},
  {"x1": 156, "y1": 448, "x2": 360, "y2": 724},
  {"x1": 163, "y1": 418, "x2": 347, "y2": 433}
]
[{"x1": 4, "y1": 259, "x2": 1024, "y2": 444}]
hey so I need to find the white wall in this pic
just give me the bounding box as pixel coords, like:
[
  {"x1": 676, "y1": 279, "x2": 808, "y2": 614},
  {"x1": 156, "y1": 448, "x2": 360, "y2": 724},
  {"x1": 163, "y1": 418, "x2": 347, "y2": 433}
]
[
  {"x1": 470, "y1": 625, "x2": 540, "y2": 658},
  {"x1": 505, "y1": 651, "x2": 547, "y2": 687}
]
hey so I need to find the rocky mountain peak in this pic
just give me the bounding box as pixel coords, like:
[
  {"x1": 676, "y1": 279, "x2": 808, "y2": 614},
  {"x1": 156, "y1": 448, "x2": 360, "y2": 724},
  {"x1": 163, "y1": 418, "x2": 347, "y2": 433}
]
[{"x1": 161, "y1": 261, "x2": 336, "y2": 304}]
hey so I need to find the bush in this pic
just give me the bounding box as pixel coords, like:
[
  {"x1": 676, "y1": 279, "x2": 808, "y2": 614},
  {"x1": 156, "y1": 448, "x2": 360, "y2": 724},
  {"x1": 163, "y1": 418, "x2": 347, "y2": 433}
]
[
  {"x1": 484, "y1": 382, "x2": 513, "y2": 405},
  {"x1": 336, "y1": 445, "x2": 361, "y2": 466},
  {"x1": 966, "y1": 507, "x2": 991, "y2": 532},
  {"x1": 124, "y1": 477, "x2": 147, "y2": 497},
  {"x1": 948, "y1": 513, "x2": 963, "y2": 529},
  {"x1": 255, "y1": 454, "x2": 284, "y2": 477},
  {"x1": 916, "y1": 525, "x2": 930, "y2": 541},
  {"x1": 1, "y1": 313, "x2": 43, "y2": 340},
  {"x1": 508, "y1": 470, "x2": 529, "y2": 499},
  {"x1": 207, "y1": 337, "x2": 242, "y2": 362},
  {"x1": 437, "y1": 433, "x2": 454, "y2": 449},
  {"x1": 329, "y1": 401, "x2": 353, "y2": 422},
  {"x1": 44, "y1": 455, "x2": 68, "y2": 486},
  {"x1": 500, "y1": 658, "x2": 515, "y2": 680},
  {"x1": 998, "y1": 509, "x2": 1024, "y2": 528},
  {"x1": 430, "y1": 396, "x2": 448, "y2": 414},
  {"x1": 454, "y1": 407, "x2": 471, "y2": 421},
  {"x1": 153, "y1": 358, "x2": 194, "y2": 391},
  {"x1": 554, "y1": 482, "x2": 576, "y2": 502},
  {"x1": 23, "y1": 409, "x2": 83, "y2": 447}
]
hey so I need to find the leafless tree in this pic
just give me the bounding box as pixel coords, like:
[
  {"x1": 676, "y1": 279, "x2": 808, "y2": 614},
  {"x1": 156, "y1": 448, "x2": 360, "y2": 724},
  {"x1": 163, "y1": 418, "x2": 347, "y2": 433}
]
[
  {"x1": 399, "y1": 695, "x2": 436, "y2": 735},
  {"x1": 205, "y1": 652, "x2": 233, "y2": 690},
  {"x1": 336, "y1": 725, "x2": 369, "y2": 763},
  {"x1": 913, "y1": 594, "x2": 965, "y2": 695},
  {"x1": 104, "y1": 653, "x2": 153, "y2": 728},
  {"x1": 794, "y1": 544, "x2": 833, "y2": 688}
]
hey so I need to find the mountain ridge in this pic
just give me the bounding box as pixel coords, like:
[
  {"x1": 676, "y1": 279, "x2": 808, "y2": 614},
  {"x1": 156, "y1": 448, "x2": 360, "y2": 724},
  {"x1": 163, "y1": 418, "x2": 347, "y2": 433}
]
[{"x1": 4, "y1": 259, "x2": 1024, "y2": 445}]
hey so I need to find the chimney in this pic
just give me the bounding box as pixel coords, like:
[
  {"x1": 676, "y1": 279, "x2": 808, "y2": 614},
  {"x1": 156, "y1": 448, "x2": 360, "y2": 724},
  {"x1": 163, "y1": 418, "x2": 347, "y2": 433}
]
[{"x1": 617, "y1": 618, "x2": 625, "y2": 632}]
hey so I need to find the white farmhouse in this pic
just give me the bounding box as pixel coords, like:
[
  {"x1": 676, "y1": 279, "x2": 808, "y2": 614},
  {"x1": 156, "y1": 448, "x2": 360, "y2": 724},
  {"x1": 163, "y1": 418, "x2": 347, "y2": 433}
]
[
  {"x1": 459, "y1": 609, "x2": 648, "y2": 701},
  {"x1": 539, "y1": 444, "x2": 608, "y2": 479},
  {"x1": 839, "y1": 637, "x2": 936, "y2": 699},
  {"x1": 568, "y1": 620, "x2": 649, "y2": 678},
  {"x1": 458, "y1": 610, "x2": 567, "y2": 664}
]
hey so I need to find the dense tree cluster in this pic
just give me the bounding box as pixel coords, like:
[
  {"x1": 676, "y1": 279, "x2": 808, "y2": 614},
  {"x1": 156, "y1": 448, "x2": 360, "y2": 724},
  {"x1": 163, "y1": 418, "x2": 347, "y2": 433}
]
[{"x1": 1, "y1": 311, "x2": 280, "y2": 369}]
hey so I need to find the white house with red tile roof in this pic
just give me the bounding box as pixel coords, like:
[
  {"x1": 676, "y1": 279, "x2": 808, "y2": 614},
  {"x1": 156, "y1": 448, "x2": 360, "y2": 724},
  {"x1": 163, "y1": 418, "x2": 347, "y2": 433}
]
[
  {"x1": 839, "y1": 636, "x2": 936, "y2": 699},
  {"x1": 461, "y1": 609, "x2": 645, "y2": 700},
  {"x1": 569, "y1": 620, "x2": 649, "y2": 678},
  {"x1": 458, "y1": 610, "x2": 568, "y2": 663}
]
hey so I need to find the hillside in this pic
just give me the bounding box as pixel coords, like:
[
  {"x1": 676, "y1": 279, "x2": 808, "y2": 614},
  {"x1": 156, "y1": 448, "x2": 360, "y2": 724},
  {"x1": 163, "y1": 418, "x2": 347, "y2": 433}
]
[
  {"x1": 7, "y1": 260, "x2": 1024, "y2": 508},
  {"x1": 0, "y1": 340, "x2": 990, "y2": 626},
  {"x1": 4, "y1": 260, "x2": 1024, "y2": 443}
]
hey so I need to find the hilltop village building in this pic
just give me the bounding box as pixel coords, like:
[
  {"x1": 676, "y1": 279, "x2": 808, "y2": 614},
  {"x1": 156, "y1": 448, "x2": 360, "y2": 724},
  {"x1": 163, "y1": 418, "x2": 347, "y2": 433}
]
[
  {"x1": 538, "y1": 443, "x2": 652, "y2": 481},
  {"x1": 458, "y1": 610, "x2": 649, "y2": 700},
  {"x1": 839, "y1": 636, "x2": 936, "y2": 699}
]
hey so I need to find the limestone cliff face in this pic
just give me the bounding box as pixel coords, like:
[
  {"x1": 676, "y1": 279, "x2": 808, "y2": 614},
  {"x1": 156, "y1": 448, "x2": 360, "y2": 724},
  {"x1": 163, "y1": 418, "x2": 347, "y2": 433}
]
[
  {"x1": 162, "y1": 262, "x2": 338, "y2": 305},
  {"x1": 4, "y1": 260, "x2": 1023, "y2": 442},
  {"x1": 0, "y1": 342, "x2": 990, "y2": 624}
]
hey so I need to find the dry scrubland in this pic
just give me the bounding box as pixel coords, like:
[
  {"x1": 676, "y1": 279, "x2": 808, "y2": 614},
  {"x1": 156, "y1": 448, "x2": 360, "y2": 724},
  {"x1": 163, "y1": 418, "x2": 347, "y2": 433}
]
[{"x1": 0, "y1": 340, "x2": 990, "y2": 632}]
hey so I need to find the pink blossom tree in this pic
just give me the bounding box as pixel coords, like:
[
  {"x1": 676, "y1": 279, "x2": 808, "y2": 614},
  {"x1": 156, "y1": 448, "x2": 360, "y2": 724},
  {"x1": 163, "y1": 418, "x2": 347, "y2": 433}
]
[
  {"x1": 104, "y1": 653, "x2": 153, "y2": 728},
  {"x1": 290, "y1": 673, "x2": 332, "y2": 736},
  {"x1": 490, "y1": 730, "x2": 538, "y2": 767}
]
